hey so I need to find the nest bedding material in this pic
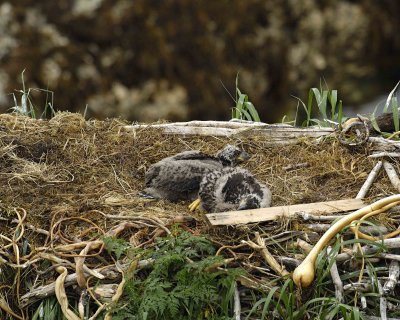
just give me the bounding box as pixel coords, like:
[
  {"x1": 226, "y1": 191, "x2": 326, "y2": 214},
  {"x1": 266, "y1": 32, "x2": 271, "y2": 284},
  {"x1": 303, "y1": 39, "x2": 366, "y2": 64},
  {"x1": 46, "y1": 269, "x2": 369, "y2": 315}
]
[
  {"x1": 0, "y1": 112, "x2": 399, "y2": 318},
  {"x1": 0, "y1": 112, "x2": 389, "y2": 224}
]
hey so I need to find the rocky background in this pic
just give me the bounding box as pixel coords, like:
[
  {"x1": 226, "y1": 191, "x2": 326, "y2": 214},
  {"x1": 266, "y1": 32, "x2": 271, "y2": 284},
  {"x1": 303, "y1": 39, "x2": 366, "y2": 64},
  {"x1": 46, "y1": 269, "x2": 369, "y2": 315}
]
[{"x1": 0, "y1": 0, "x2": 399, "y2": 123}]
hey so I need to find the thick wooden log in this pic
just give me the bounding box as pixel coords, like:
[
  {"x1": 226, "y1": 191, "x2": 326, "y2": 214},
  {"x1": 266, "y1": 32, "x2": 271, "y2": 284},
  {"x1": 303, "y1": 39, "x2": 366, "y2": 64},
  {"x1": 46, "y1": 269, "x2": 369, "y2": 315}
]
[{"x1": 206, "y1": 198, "x2": 365, "y2": 225}]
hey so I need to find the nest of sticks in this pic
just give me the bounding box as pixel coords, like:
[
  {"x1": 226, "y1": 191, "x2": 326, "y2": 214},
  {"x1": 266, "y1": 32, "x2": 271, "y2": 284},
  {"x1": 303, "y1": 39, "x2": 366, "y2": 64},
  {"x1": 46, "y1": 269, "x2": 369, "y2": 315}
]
[{"x1": 1, "y1": 112, "x2": 400, "y2": 319}]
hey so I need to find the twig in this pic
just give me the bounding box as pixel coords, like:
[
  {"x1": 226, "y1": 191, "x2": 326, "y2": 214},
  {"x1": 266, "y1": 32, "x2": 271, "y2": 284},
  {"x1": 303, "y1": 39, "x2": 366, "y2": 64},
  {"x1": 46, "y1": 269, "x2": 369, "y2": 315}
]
[
  {"x1": 383, "y1": 161, "x2": 400, "y2": 191},
  {"x1": 282, "y1": 162, "x2": 309, "y2": 171},
  {"x1": 343, "y1": 282, "x2": 372, "y2": 292},
  {"x1": 336, "y1": 238, "x2": 400, "y2": 263},
  {"x1": 242, "y1": 233, "x2": 289, "y2": 277},
  {"x1": 356, "y1": 161, "x2": 382, "y2": 199},
  {"x1": 327, "y1": 247, "x2": 344, "y2": 303},
  {"x1": 368, "y1": 152, "x2": 400, "y2": 158},
  {"x1": 304, "y1": 224, "x2": 330, "y2": 232},
  {"x1": 383, "y1": 260, "x2": 400, "y2": 294},
  {"x1": 377, "y1": 280, "x2": 387, "y2": 320},
  {"x1": 295, "y1": 239, "x2": 313, "y2": 254},
  {"x1": 20, "y1": 259, "x2": 153, "y2": 308},
  {"x1": 233, "y1": 282, "x2": 241, "y2": 320},
  {"x1": 360, "y1": 296, "x2": 367, "y2": 310},
  {"x1": 378, "y1": 253, "x2": 400, "y2": 262},
  {"x1": 297, "y1": 212, "x2": 344, "y2": 222}
]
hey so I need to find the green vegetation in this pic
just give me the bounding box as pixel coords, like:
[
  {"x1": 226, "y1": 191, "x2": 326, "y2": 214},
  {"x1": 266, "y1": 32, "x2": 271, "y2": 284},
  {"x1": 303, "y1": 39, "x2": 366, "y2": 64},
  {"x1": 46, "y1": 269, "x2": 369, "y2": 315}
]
[
  {"x1": 230, "y1": 75, "x2": 261, "y2": 122},
  {"x1": 108, "y1": 230, "x2": 241, "y2": 320},
  {"x1": 371, "y1": 80, "x2": 400, "y2": 134},
  {"x1": 11, "y1": 70, "x2": 55, "y2": 119},
  {"x1": 292, "y1": 86, "x2": 344, "y2": 128},
  {"x1": 244, "y1": 230, "x2": 393, "y2": 320}
]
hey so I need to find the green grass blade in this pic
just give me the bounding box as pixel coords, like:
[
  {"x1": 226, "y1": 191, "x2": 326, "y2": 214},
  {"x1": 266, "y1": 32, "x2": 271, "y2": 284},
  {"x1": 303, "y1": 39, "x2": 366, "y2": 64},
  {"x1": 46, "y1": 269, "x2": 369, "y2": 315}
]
[
  {"x1": 329, "y1": 90, "x2": 337, "y2": 119},
  {"x1": 306, "y1": 89, "x2": 317, "y2": 126},
  {"x1": 384, "y1": 80, "x2": 400, "y2": 112},
  {"x1": 391, "y1": 97, "x2": 399, "y2": 132},
  {"x1": 235, "y1": 72, "x2": 239, "y2": 102},
  {"x1": 337, "y1": 100, "x2": 343, "y2": 125},
  {"x1": 319, "y1": 90, "x2": 328, "y2": 120},
  {"x1": 240, "y1": 108, "x2": 252, "y2": 121},
  {"x1": 236, "y1": 91, "x2": 246, "y2": 113},
  {"x1": 244, "y1": 101, "x2": 261, "y2": 122},
  {"x1": 371, "y1": 105, "x2": 382, "y2": 133}
]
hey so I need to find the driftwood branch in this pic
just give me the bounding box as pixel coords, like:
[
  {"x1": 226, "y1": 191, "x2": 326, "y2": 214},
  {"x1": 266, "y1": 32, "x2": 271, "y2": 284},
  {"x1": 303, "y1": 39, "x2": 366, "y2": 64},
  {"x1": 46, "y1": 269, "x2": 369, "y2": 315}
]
[
  {"x1": 383, "y1": 260, "x2": 400, "y2": 294},
  {"x1": 124, "y1": 121, "x2": 334, "y2": 142},
  {"x1": 336, "y1": 238, "x2": 400, "y2": 263},
  {"x1": 233, "y1": 282, "x2": 241, "y2": 320},
  {"x1": 383, "y1": 161, "x2": 400, "y2": 191},
  {"x1": 327, "y1": 247, "x2": 344, "y2": 303},
  {"x1": 356, "y1": 161, "x2": 382, "y2": 199},
  {"x1": 377, "y1": 280, "x2": 388, "y2": 320}
]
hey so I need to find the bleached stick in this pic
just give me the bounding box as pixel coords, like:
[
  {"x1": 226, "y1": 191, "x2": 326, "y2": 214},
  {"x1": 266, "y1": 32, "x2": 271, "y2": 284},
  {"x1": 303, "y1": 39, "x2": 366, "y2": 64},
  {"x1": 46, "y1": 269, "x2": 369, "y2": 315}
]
[
  {"x1": 327, "y1": 247, "x2": 344, "y2": 303},
  {"x1": 298, "y1": 212, "x2": 345, "y2": 221},
  {"x1": 356, "y1": 161, "x2": 382, "y2": 199},
  {"x1": 368, "y1": 152, "x2": 400, "y2": 158},
  {"x1": 295, "y1": 239, "x2": 313, "y2": 254},
  {"x1": 377, "y1": 280, "x2": 388, "y2": 320},
  {"x1": 335, "y1": 238, "x2": 400, "y2": 262},
  {"x1": 383, "y1": 260, "x2": 400, "y2": 294},
  {"x1": 233, "y1": 282, "x2": 241, "y2": 320},
  {"x1": 383, "y1": 161, "x2": 400, "y2": 191}
]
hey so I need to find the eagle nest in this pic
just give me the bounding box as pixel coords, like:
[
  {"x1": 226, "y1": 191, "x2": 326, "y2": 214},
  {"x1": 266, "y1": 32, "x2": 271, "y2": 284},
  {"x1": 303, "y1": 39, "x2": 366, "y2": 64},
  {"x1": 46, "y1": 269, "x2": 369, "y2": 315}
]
[{"x1": 0, "y1": 112, "x2": 398, "y2": 319}]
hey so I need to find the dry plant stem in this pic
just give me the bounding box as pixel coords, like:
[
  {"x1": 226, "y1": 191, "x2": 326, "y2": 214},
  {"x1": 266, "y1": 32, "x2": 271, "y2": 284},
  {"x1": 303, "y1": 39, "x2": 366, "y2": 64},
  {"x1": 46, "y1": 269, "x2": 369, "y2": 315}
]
[
  {"x1": 75, "y1": 243, "x2": 93, "y2": 288},
  {"x1": 0, "y1": 298, "x2": 24, "y2": 320},
  {"x1": 351, "y1": 208, "x2": 400, "y2": 241},
  {"x1": 327, "y1": 247, "x2": 344, "y2": 303},
  {"x1": 246, "y1": 232, "x2": 289, "y2": 277},
  {"x1": 0, "y1": 217, "x2": 51, "y2": 236},
  {"x1": 78, "y1": 291, "x2": 86, "y2": 320},
  {"x1": 233, "y1": 282, "x2": 241, "y2": 320},
  {"x1": 20, "y1": 259, "x2": 154, "y2": 308},
  {"x1": 282, "y1": 162, "x2": 309, "y2": 171},
  {"x1": 104, "y1": 266, "x2": 126, "y2": 320},
  {"x1": 384, "y1": 161, "x2": 400, "y2": 191},
  {"x1": 12, "y1": 208, "x2": 26, "y2": 313},
  {"x1": 356, "y1": 161, "x2": 382, "y2": 199},
  {"x1": 293, "y1": 194, "x2": 400, "y2": 288},
  {"x1": 383, "y1": 260, "x2": 400, "y2": 294},
  {"x1": 203, "y1": 258, "x2": 235, "y2": 272},
  {"x1": 55, "y1": 266, "x2": 81, "y2": 320}
]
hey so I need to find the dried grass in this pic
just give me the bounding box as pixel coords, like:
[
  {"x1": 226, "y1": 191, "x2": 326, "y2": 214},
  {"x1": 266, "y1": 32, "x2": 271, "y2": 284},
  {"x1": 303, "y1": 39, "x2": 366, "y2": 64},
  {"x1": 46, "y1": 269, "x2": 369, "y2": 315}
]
[{"x1": 0, "y1": 112, "x2": 399, "y2": 318}]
